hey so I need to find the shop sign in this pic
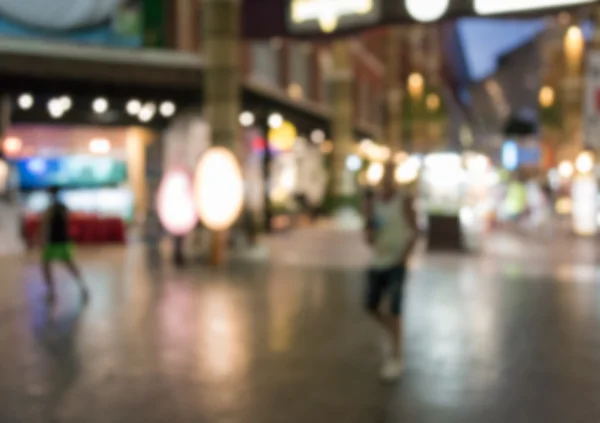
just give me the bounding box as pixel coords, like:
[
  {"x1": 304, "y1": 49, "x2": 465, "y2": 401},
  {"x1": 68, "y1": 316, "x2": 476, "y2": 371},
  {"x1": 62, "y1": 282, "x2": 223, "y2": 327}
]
[
  {"x1": 288, "y1": 0, "x2": 381, "y2": 34},
  {"x1": 473, "y1": 0, "x2": 596, "y2": 15}
]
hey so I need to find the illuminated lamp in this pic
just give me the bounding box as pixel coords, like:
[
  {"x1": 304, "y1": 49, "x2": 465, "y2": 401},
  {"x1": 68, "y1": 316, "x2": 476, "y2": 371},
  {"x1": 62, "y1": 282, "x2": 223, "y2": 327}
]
[
  {"x1": 92, "y1": 97, "x2": 109, "y2": 114},
  {"x1": 564, "y1": 25, "x2": 584, "y2": 75},
  {"x1": 126, "y1": 99, "x2": 142, "y2": 116},
  {"x1": 2, "y1": 137, "x2": 22, "y2": 156},
  {"x1": 48, "y1": 98, "x2": 64, "y2": 119},
  {"x1": 474, "y1": 0, "x2": 595, "y2": 16},
  {"x1": 239, "y1": 111, "x2": 255, "y2": 127},
  {"x1": 539, "y1": 86, "x2": 555, "y2": 108},
  {"x1": 59, "y1": 95, "x2": 72, "y2": 111},
  {"x1": 268, "y1": 113, "x2": 284, "y2": 129},
  {"x1": 193, "y1": 147, "x2": 244, "y2": 231},
  {"x1": 366, "y1": 162, "x2": 384, "y2": 186},
  {"x1": 310, "y1": 129, "x2": 325, "y2": 144},
  {"x1": 268, "y1": 120, "x2": 298, "y2": 152},
  {"x1": 558, "y1": 160, "x2": 574, "y2": 179},
  {"x1": 395, "y1": 156, "x2": 421, "y2": 184},
  {"x1": 575, "y1": 151, "x2": 594, "y2": 175},
  {"x1": 405, "y1": 0, "x2": 450, "y2": 22},
  {"x1": 159, "y1": 101, "x2": 176, "y2": 118},
  {"x1": 157, "y1": 168, "x2": 198, "y2": 236},
  {"x1": 407, "y1": 73, "x2": 425, "y2": 99},
  {"x1": 139, "y1": 102, "x2": 156, "y2": 123},
  {"x1": 346, "y1": 154, "x2": 362, "y2": 172},
  {"x1": 18, "y1": 93, "x2": 34, "y2": 110}
]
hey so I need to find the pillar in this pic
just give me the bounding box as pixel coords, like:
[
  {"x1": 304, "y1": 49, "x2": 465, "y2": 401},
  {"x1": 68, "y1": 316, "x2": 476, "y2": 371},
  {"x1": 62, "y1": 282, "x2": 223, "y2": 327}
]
[
  {"x1": 539, "y1": 18, "x2": 562, "y2": 168},
  {"x1": 561, "y1": 20, "x2": 585, "y2": 161},
  {"x1": 125, "y1": 127, "x2": 149, "y2": 223},
  {"x1": 330, "y1": 39, "x2": 355, "y2": 202},
  {"x1": 425, "y1": 25, "x2": 444, "y2": 151},
  {"x1": 408, "y1": 25, "x2": 426, "y2": 152},
  {"x1": 385, "y1": 28, "x2": 403, "y2": 152},
  {"x1": 203, "y1": 0, "x2": 241, "y2": 151},
  {"x1": 202, "y1": 0, "x2": 241, "y2": 264}
]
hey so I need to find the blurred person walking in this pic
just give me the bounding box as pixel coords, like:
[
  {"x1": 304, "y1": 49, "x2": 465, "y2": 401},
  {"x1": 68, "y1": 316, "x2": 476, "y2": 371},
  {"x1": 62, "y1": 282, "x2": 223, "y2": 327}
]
[
  {"x1": 39, "y1": 186, "x2": 88, "y2": 304},
  {"x1": 364, "y1": 162, "x2": 418, "y2": 381}
]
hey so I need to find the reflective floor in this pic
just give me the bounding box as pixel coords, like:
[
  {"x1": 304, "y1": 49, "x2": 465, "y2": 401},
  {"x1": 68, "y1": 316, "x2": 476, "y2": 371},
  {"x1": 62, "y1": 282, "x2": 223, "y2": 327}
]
[{"x1": 1, "y1": 230, "x2": 600, "y2": 422}]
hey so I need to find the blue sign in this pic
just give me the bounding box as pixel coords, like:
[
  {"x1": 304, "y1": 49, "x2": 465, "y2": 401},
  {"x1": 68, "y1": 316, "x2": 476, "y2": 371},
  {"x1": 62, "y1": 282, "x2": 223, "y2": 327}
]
[
  {"x1": 0, "y1": 1, "x2": 142, "y2": 47},
  {"x1": 15, "y1": 156, "x2": 127, "y2": 190}
]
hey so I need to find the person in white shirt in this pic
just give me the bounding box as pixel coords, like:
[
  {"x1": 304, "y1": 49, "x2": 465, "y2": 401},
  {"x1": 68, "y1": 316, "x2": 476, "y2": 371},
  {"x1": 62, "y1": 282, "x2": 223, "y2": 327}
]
[{"x1": 364, "y1": 162, "x2": 418, "y2": 381}]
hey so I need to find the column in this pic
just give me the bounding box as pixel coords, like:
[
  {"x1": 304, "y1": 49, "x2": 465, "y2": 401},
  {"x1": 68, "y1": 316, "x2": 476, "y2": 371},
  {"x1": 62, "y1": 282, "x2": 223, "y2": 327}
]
[
  {"x1": 561, "y1": 20, "x2": 585, "y2": 161},
  {"x1": 203, "y1": 0, "x2": 241, "y2": 151},
  {"x1": 425, "y1": 25, "x2": 444, "y2": 151},
  {"x1": 407, "y1": 25, "x2": 426, "y2": 152},
  {"x1": 126, "y1": 127, "x2": 149, "y2": 223},
  {"x1": 385, "y1": 28, "x2": 403, "y2": 152},
  {"x1": 203, "y1": 0, "x2": 241, "y2": 264},
  {"x1": 539, "y1": 18, "x2": 562, "y2": 168},
  {"x1": 330, "y1": 39, "x2": 355, "y2": 202}
]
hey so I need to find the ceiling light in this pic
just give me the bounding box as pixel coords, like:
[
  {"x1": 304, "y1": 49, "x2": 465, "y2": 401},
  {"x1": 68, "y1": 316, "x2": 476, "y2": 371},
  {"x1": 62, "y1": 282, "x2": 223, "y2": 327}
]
[
  {"x1": 139, "y1": 102, "x2": 156, "y2": 123},
  {"x1": 126, "y1": 99, "x2": 142, "y2": 116},
  {"x1": 92, "y1": 97, "x2": 109, "y2": 114},
  {"x1": 48, "y1": 98, "x2": 64, "y2": 119},
  {"x1": 17, "y1": 93, "x2": 34, "y2": 110},
  {"x1": 159, "y1": 101, "x2": 176, "y2": 118},
  {"x1": 239, "y1": 111, "x2": 255, "y2": 127},
  {"x1": 268, "y1": 113, "x2": 284, "y2": 129}
]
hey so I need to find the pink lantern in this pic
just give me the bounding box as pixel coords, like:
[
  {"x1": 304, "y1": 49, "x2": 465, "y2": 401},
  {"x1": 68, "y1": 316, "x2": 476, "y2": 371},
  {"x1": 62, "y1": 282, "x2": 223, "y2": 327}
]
[{"x1": 157, "y1": 168, "x2": 197, "y2": 236}]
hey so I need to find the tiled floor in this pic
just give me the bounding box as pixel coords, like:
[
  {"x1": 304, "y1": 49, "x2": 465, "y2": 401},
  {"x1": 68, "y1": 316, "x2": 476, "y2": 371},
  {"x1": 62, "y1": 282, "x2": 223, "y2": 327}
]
[{"x1": 1, "y1": 230, "x2": 600, "y2": 422}]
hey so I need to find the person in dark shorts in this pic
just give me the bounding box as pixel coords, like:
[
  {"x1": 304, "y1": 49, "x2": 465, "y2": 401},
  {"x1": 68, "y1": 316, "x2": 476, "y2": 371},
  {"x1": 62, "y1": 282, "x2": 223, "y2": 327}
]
[
  {"x1": 40, "y1": 186, "x2": 88, "y2": 303},
  {"x1": 364, "y1": 162, "x2": 418, "y2": 381}
]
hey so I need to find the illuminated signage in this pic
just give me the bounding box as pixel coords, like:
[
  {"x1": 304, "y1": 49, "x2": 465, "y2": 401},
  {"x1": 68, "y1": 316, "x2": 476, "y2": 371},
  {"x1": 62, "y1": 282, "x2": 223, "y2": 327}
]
[
  {"x1": 474, "y1": 0, "x2": 596, "y2": 15},
  {"x1": 288, "y1": 0, "x2": 380, "y2": 34},
  {"x1": 405, "y1": 0, "x2": 450, "y2": 22}
]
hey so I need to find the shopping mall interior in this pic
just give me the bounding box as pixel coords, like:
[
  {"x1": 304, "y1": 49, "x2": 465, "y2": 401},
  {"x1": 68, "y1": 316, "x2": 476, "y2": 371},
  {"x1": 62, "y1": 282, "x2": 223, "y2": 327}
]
[{"x1": 1, "y1": 1, "x2": 600, "y2": 422}]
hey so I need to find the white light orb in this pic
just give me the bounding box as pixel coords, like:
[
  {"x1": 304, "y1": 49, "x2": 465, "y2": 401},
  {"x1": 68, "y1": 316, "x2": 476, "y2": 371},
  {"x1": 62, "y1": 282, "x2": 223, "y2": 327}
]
[
  {"x1": 139, "y1": 102, "x2": 156, "y2": 123},
  {"x1": 157, "y1": 169, "x2": 198, "y2": 236},
  {"x1": 239, "y1": 111, "x2": 255, "y2": 127},
  {"x1": 18, "y1": 93, "x2": 34, "y2": 110},
  {"x1": 367, "y1": 162, "x2": 385, "y2": 186},
  {"x1": 159, "y1": 101, "x2": 176, "y2": 118},
  {"x1": 47, "y1": 98, "x2": 64, "y2": 119},
  {"x1": 268, "y1": 113, "x2": 284, "y2": 129},
  {"x1": 310, "y1": 129, "x2": 325, "y2": 144},
  {"x1": 558, "y1": 160, "x2": 574, "y2": 179},
  {"x1": 59, "y1": 95, "x2": 72, "y2": 111},
  {"x1": 576, "y1": 152, "x2": 594, "y2": 175},
  {"x1": 346, "y1": 154, "x2": 362, "y2": 172},
  {"x1": 194, "y1": 147, "x2": 244, "y2": 231},
  {"x1": 405, "y1": 0, "x2": 450, "y2": 22},
  {"x1": 126, "y1": 99, "x2": 142, "y2": 116},
  {"x1": 92, "y1": 97, "x2": 109, "y2": 114}
]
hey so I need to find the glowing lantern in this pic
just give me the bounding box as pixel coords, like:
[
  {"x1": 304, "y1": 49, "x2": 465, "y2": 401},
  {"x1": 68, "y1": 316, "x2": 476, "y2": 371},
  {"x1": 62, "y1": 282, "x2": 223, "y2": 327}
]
[
  {"x1": 268, "y1": 120, "x2": 298, "y2": 152},
  {"x1": 157, "y1": 168, "x2": 197, "y2": 236},
  {"x1": 193, "y1": 147, "x2": 244, "y2": 231}
]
